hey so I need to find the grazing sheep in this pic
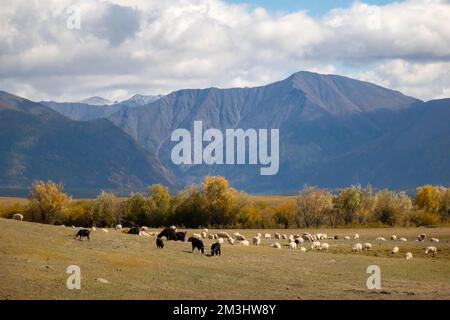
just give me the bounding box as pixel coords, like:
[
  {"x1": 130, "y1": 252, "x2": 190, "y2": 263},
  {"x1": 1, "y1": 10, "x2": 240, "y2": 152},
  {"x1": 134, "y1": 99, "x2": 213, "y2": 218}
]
[
  {"x1": 204, "y1": 228, "x2": 208, "y2": 233},
  {"x1": 61, "y1": 225, "x2": 66, "y2": 227},
  {"x1": 294, "y1": 237, "x2": 304, "y2": 245},
  {"x1": 12, "y1": 214, "x2": 23, "y2": 221},
  {"x1": 156, "y1": 237, "x2": 164, "y2": 249},
  {"x1": 319, "y1": 243, "x2": 329, "y2": 251},
  {"x1": 399, "y1": 237, "x2": 407, "y2": 242},
  {"x1": 128, "y1": 227, "x2": 141, "y2": 235},
  {"x1": 192, "y1": 233, "x2": 202, "y2": 239},
  {"x1": 140, "y1": 231, "x2": 151, "y2": 237},
  {"x1": 201, "y1": 232, "x2": 207, "y2": 239},
  {"x1": 430, "y1": 238, "x2": 440, "y2": 242},
  {"x1": 316, "y1": 233, "x2": 327, "y2": 240},
  {"x1": 288, "y1": 235, "x2": 294, "y2": 242},
  {"x1": 352, "y1": 243, "x2": 363, "y2": 252},
  {"x1": 353, "y1": 234, "x2": 359, "y2": 240},
  {"x1": 235, "y1": 234, "x2": 246, "y2": 241},
  {"x1": 256, "y1": 233, "x2": 262, "y2": 238},
  {"x1": 391, "y1": 235, "x2": 397, "y2": 241},
  {"x1": 115, "y1": 224, "x2": 122, "y2": 230},
  {"x1": 227, "y1": 238, "x2": 235, "y2": 245},
  {"x1": 141, "y1": 226, "x2": 148, "y2": 231},
  {"x1": 376, "y1": 237, "x2": 386, "y2": 241},
  {"x1": 217, "y1": 232, "x2": 231, "y2": 239},
  {"x1": 281, "y1": 234, "x2": 288, "y2": 240},
  {"x1": 391, "y1": 246, "x2": 399, "y2": 254},
  {"x1": 344, "y1": 236, "x2": 350, "y2": 241},
  {"x1": 274, "y1": 233, "x2": 281, "y2": 240},
  {"x1": 170, "y1": 225, "x2": 177, "y2": 231},
  {"x1": 217, "y1": 238, "x2": 224, "y2": 244},
  {"x1": 75, "y1": 229, "x2": 91, "y2": 241},
  {"x1": 240, "y1": 240, "x2": 250, "y2": 246},
  {"x1": 363, "y1": 243, "x2": 372, "y2": 250},
  {"x1": 175, "y1": 231, "x2": 187, "y2": 241},
  {"x1": 91, "y1": 227, "x2": 96, "y2": 231},
  {"x1": 300, "y1": 247, "x2": 306, "y2": 252},
  {"x1": 188, "y1": 237, "x2": 205, "y2": 254},
  {"x1": 272, "y1": 242, "x2": 281, "y2": 249},
  {"x1": 425, "y1": 246, "x2": 437, "y2": 255},
  {"x1": 418, "y1": 233, "x2": 426, "y2": 241},
  {"x1": 302, "y1": 233, "x2": 315, "y2": 242},
  {"x1": 102, "y1": 228, "x2": 108, "y2": 233},
  {"x1": 253, "y1": 236, "x2": 261, "y2": 246},
  {"x1": 406, "y1": 252, "x2": 413, "y2": 260},
  {"x1": 311, "y1": 241, "x2": 321, "y2": 250},
  {"x1": 264, "y1": 233, "x2": 271, "y2": 239},
  {"x1": 327, "y1": 236, "x2": 335, "y2": 240},
  {"x1": 72, "y1": 225, "x2": 76, "y2": 228},
  {"x1": 288, "y1": 242, "x2": 297, "y2": 250},
  {"x1": 211, "y1": 243, "x2": 221, "y2": 256},
  {"x1": 208, "y1": 234, "x2": 215, "y2": 240}
]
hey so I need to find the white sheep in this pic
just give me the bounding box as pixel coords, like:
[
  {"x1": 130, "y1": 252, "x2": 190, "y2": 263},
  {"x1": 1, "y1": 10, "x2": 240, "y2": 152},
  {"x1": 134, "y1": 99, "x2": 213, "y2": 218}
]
[
  {"x1": 201, "y1": 232, "x2": 207, "y2": 239},
  {"x1": 391, "y1": 235, "x2": 397, "y2": 241},
  {"x1": 281, "y1": 234, "x2": 288, "y2": 240},
  {"x1": 253, "y1": 236, "x2": 261, "y2": 246},
  {"x1": 170, "y1": 225, "x2": 177, "y2": 230},
  {"x1": 256, "y1": 232, "x2": 262, "y2": 238},
  {"x1": 91, "y1": 227, "x2": 96, "y2": 231},
  {"x1": 192, "y1": 233, "x2": 202, "y2": 239},
  {"x1": 141, "y1": 226, "x2": 148, "y2": 231},
  {"x1": 352, "y1": 243, "x2": 363, "y2": 252},
  {"x1": 300, "y1": 247, "x2": 306, "y2": 252},
  {"x1": 353, "y1": 234, "x2": 359, "y2": 240},
  {"x1": 208, "y1": 234, "x2": 215, "y2": 240},
  {"x1": 264, "y1": 233, "x2": 271, "y2": 239},
  {"x1": 406, "y1": 252, "x2": 413, "y2": 260},
  {"x1": 288, "y1": 242, "x2": 297, "y2": 250},
  {"x1": 217, "y1": 238, "x2": 224, "y2": 244},
  {"x1": 217, "y1": 232, "x2": 231, "y2": 239},
  {"x1": 240, "y1": 240, "x2": 250, "y2": 246},
  {"x1": 115, "y1": 224, "x2": 122, "y2": 230},
  {"x1": 203, "y1": 228, "x2": 208, "y2": 233},
  {"x1": 274, "y1": 233, "x2": 281, "y2": 240},
  {"x1": 140, "y1": 231, "x2": 151, "y2": 237},
  {"x1": 319, "y1": 243, "x2": 329, "y2": 251},
  {"x1": 363, "y1": 243, "x2": 372, "y2": 250},
  {"x1": 311, "y1": 241, "x2": 321, "y2": 250},
  {"x1": 417, "y1": 233, "x2": 426, "y2": 241},
  {"x1": 272, "y1": 242, "x2": 281, "y2": 249},
  {"x1": 235, "y1": 234, "x2": 246, "y2": 241},
  {"x1": 430, "y1": 238, "x2": 440, "y2": 242},
  {"x1": 12, "y1": 214, "x2": 23, "y2": 221},
  {"x1": 102, "y1": 228, "x2": 108, "y2": 233},
  {"x1": 399, "y1": 237, "x2": 407, "y2": 242},
  {"x1": 295, "y1": 237, "x2": 304, "y2": 244},
  {"x1": 425, "y1": 246, "x2": 437, "y2": 254},
  {"x1": 227, "y1": 238, "x2": 235, "y2": 245},
  {"x1": 344, "y1": 236, "x2": 350, "y2": 240},
  {"x1": 316, "y1": 233, "x2": 328, "y2": 240},
  {"x1": 391, "y1": 246, "x2": 399, "y2": 254},
  {"x1": 375, "y1": 237, "x2": 386, "y2": 241}
]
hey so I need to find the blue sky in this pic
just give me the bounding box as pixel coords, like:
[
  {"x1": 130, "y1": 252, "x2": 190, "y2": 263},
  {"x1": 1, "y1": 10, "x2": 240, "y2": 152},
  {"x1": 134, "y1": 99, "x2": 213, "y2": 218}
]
[{"x1": 226, "y1": 0, "x2": 398, "y2": 15}]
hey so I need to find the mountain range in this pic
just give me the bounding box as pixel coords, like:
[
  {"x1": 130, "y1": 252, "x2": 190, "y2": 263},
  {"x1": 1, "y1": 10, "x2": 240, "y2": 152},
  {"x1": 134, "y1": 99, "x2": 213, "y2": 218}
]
[{"x1": 1, "y1": 71, "x2": 449, "y2": 196}]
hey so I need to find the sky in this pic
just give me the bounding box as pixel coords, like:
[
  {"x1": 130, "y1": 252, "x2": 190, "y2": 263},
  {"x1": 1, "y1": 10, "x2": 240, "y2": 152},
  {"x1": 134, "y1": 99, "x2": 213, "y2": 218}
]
[{"x1": 0, "y1": 0, "x2": 449, "y2": 102}]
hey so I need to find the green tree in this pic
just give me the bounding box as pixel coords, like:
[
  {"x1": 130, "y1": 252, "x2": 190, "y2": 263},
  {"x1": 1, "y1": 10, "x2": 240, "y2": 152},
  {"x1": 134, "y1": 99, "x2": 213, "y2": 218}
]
[
  {"x1": 334, "y1": 186, "x2": 361, "y2": 225},
  {"x1": 147, "y1": 184, "x2": 172, "y2": 226}
]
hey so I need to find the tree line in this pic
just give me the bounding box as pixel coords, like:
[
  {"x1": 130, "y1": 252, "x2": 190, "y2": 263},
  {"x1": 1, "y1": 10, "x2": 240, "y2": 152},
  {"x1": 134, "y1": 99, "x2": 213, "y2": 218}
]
[{"x1": 1, "y1": 177, "x2": 449, "y2": 228}]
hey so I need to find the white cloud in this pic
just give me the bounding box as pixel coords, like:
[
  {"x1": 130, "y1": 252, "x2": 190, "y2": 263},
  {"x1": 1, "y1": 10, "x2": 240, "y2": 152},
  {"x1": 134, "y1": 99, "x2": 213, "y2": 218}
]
[{"x1": 0, "y1": 0, "x2": 449, "y2": 102}]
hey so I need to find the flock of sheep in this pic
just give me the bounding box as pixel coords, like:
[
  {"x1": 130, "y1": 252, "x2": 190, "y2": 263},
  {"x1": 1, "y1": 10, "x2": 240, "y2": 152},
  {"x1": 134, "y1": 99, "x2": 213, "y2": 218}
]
[{"x1": 11, "y1": 214, "x2": 441, "y2": 260}]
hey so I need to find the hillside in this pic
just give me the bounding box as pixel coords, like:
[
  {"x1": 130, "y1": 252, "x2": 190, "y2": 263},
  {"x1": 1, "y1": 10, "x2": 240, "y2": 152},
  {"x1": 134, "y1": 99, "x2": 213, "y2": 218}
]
[
  {"x1": 0, "y1": 91, "x2": 174, "y2": 197},
  {"x1": 1, "y1": 218, "x2": 449, "y2": 299}
]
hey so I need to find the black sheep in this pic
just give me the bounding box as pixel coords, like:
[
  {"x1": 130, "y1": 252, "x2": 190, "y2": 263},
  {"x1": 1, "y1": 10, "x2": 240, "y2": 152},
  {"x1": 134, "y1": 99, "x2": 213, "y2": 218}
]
[
  {"x1": 75, "y1": 229, "x2": 91, "y2": 241},
  {"x1": 156, "y1": 237, "x2": 164, "y2": 249},
  {"x1": 175, "y1": 231, "x2": 187, "y2": 242},
  {"x1": 128, "y1": 227, "x2": 141, "y2": 235},
  {"x1": 158, "y1": 228, "x2": 177, "y2": 240},
  {"x1": 188, "y1": 237, "x2": 205, "y2": 254},
  {"x1": 211, "y1": 242, "x2": 221, "y2": 256}
]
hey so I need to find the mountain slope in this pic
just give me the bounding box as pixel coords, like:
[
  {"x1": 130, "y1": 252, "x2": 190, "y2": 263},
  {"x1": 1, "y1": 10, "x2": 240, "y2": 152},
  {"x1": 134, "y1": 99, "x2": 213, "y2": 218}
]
[
  {"x1": 0, "y1": 91, "x2": 174, "y2": 197},
  {"x1": 41, "y1": 94, "x2": 161, "y2": 121},
  {"x1": 108, "y1": 71, "x2": 427, "y2": 191}
]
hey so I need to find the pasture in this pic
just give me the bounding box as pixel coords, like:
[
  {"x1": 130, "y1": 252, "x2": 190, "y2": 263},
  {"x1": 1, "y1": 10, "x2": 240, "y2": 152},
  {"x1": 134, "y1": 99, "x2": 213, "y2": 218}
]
[{"x1": 0, "y1": 218, "x2": 449, "y2": 300}]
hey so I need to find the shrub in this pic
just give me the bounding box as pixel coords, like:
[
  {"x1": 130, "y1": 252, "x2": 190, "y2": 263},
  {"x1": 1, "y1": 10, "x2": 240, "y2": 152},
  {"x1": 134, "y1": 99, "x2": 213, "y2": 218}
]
[{"x1": 408, "y1": 210, "x2": 441, "y2": 227}]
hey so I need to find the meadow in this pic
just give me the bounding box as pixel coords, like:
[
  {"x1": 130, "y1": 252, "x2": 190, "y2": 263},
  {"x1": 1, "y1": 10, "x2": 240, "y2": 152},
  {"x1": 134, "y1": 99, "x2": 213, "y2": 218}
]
[{"x1": 1, "y1": 218, "x2": 449, "y2": 300}]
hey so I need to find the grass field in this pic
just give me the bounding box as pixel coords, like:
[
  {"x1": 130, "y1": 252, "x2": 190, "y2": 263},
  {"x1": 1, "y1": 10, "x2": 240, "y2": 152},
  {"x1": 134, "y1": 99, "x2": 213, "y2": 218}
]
[{"x1": 1, "y1": 218, "x2": 449, "y2": 300}]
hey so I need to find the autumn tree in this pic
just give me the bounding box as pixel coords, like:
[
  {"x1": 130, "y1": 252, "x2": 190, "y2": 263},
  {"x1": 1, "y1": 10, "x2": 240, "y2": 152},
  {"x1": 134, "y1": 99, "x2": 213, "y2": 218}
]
[
  {"x1": 273, "y1": 202, "x2": 295, "y2": 228},
  {"x1": 372, "y1": 189, "x2": 412, "y2": 226},
  {"x1": 147, "y1": 184, "x2": 172, "y2": 226},
  {"x1": 415, "y1": 185, "x2": 440, "y2": 213},
  {"x1": 334, "y1": 186, "x2": 361, "y2": 225},
  {"x1": 28, "y1": 181, "x2": 70, "y2": 224},
  {"x1": 90, "y1": 191, "x2": 117, "y2": 227},
  {"x1": 296, "y1": 186, "x2": 333, "y2": 227}
]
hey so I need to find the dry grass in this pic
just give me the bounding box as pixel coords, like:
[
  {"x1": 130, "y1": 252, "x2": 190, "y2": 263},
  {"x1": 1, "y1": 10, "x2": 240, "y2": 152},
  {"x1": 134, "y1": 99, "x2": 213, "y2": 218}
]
[{"x1": 0, "y1": 218, "x2": 449, "y2": 300}]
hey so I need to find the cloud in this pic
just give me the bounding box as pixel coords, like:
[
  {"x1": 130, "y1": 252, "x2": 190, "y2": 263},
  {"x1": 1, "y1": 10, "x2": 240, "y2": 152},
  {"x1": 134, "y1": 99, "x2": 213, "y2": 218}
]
[{"x1": 0, "y1": 0, "x2": 449, "y2": 101}]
